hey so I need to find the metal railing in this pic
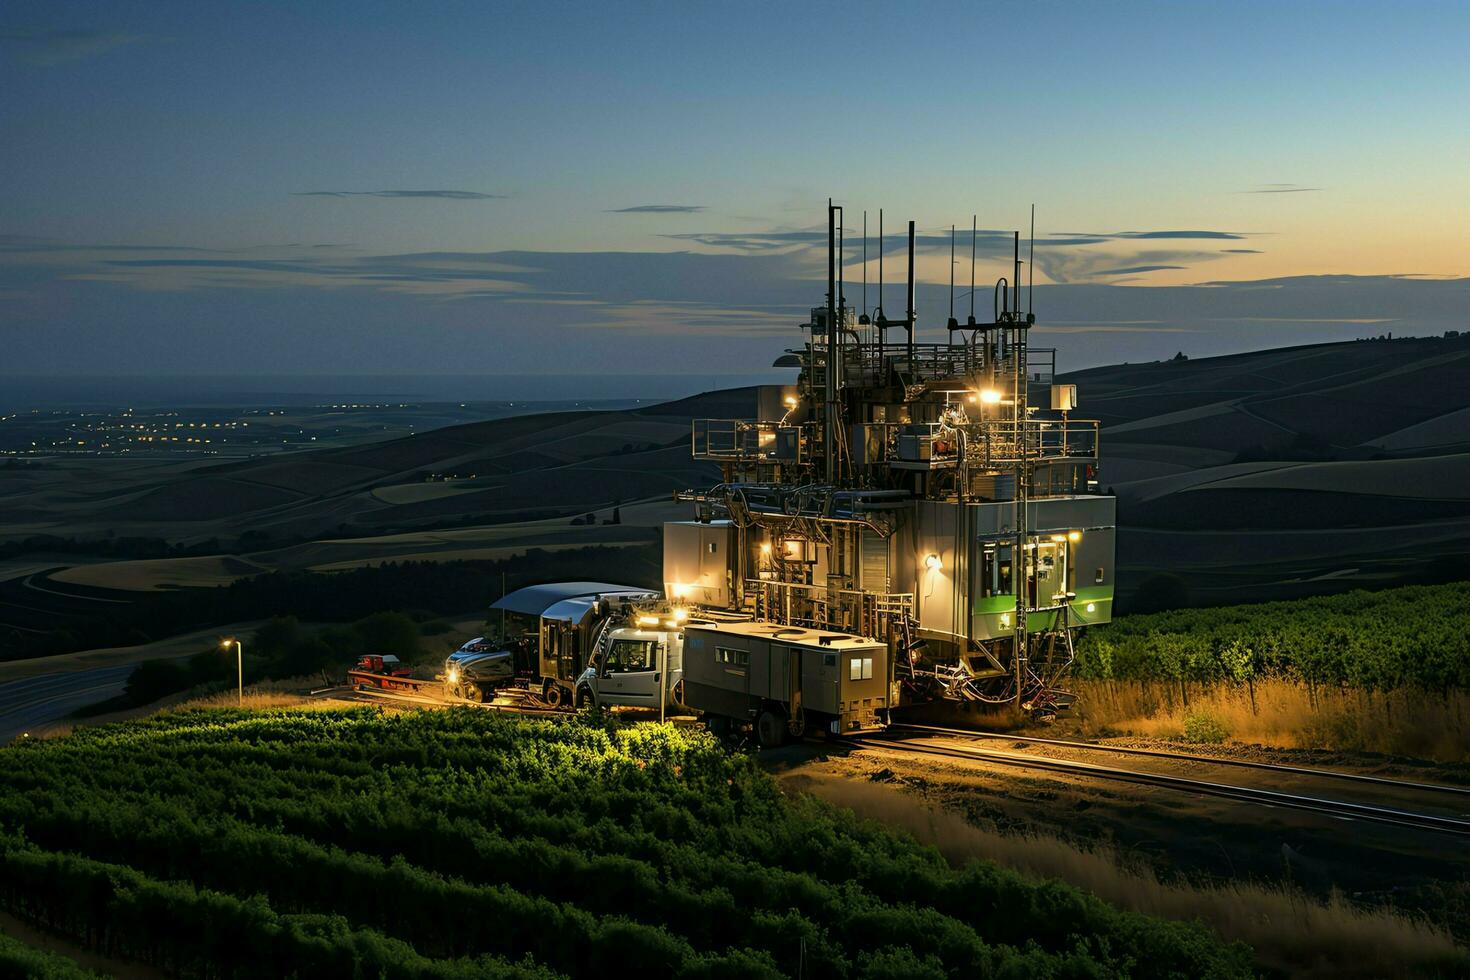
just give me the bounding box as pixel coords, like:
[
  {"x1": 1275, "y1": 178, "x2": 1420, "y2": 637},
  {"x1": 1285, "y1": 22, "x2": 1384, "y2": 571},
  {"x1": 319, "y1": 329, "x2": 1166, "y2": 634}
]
[
  {"x1": 745, "y1": 578, "x2": 914, "y2": 638},
  {"x1": 692, "y1": 419, "x2": 810, "y2": 462},
  {"x1": 804, "y1": 341, "x2": 1057, "y2": 389}
]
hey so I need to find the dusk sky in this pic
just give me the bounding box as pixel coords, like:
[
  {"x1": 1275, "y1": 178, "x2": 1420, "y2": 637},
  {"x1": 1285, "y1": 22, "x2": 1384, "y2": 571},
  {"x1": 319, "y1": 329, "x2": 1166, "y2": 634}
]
[{"x1": 3, "y1": 0, "x2": 1468, "y2": 379}]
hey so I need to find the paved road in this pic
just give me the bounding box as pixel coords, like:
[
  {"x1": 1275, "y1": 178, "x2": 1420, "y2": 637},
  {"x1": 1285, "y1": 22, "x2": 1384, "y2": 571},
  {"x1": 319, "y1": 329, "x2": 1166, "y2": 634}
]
[{"x1": 0, "y1": 665, "x2": 135, "y2": 742}]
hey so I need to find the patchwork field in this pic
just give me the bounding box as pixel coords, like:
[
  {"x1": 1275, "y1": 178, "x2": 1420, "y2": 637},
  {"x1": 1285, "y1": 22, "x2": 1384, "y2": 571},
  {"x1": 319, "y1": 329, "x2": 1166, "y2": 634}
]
[{"x1": 1078, "y1": 334, "x2": 1470, "y2": 602}]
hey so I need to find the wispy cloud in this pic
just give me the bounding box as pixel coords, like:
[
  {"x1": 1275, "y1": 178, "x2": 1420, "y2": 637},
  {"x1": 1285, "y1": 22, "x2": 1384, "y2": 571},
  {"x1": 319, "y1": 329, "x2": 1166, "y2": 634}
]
[
  {"x1": 0, "y1": 28, "x2": 149, "y2": 66},
  {"x1": 1223, "y1": 248, "x2": 1264, "y2": 254},
  {"x1": 606, "y1": 204, "x2": 705, "y2": 214},
  {"x1": 1239, "y1": 184, "x2": 1321, "y2": 194},
  {"x1": 1092, "y1": 264, "x2": 1187, "y2": 276},
  {"x1": 293, "y1": 190, "x2": 506, "y2": 200},
  {"x1": 1056, "y1": 230, "x2": 1248, "y2": 241}
]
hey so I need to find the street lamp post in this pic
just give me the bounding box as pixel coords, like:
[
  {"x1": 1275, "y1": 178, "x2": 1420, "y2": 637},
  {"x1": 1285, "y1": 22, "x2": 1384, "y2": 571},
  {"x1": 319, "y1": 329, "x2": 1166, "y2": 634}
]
[{"x1": 221, "y1": 638, "x2": 242, "y2": 705}]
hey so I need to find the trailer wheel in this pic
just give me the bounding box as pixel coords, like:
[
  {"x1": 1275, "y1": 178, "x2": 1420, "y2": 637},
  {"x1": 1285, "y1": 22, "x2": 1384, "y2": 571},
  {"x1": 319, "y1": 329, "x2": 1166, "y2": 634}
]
[
  {"x1": 462, "y1": 683, "x2": 483, "y2": 703},
  {"x1": 543, "y1": 683, "x2": 567, "y2": 709},
  {"x1": 756, "y1": 709, "x2": 787, "y2": 749}
]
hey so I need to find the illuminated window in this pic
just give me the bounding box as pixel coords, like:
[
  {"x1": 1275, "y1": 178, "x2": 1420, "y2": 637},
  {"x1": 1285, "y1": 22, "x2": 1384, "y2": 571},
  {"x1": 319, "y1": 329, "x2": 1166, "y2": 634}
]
[
  {"x1": 849, "y1": 656, "x2": 873, "y2": 681},
  {"x1": 715, "y1": 647, "x2": 749, "y2": 667}
]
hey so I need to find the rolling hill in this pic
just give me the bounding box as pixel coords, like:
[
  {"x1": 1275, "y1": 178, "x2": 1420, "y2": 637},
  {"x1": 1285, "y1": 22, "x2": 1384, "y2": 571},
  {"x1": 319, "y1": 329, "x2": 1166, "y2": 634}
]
[{"x1": 4, "y1": 335, "x2": 1470, "y2": 612}]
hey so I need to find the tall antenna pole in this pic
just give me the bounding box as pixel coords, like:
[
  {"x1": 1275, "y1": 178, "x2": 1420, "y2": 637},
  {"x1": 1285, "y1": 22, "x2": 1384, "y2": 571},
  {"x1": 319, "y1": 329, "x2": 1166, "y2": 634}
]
[
  {"x1": 862, "y1": 210, "x2": 868, "y2": 325},
  {"x1": 878, "y1": 209, "x2": 885, "y2": 317},
  {"x1": 906, "y1": 220, "x2": 916, "y2": 362},
  {"x1": 1012, "y1": 232, "x2": 1021, "y2": 315},
  {"x1": 1028, "y1": 204, "x2": 1036, "y2": 316},
  {"x1": 877, "y1": 208, "x2": 885, "y2": 357},
  {"x1": 838, "y1": 206, "x2": 845, "y2": 315},
  {"x1": 968, "y1": 215, "x2": 977, "y2": 322},
  {"x1": 826, "y1": 201, "x2": 837, "y2": 485},
  {"x1": 949, "y1": 224, "x2": 955, "y2": 320}
]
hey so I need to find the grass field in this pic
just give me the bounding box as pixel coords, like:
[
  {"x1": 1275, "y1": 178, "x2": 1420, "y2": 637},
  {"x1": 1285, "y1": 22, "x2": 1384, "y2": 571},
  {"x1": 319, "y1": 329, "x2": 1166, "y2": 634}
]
[
  {"x1": 1074, "y1": 580, "x2": 1470, "y2": 759},
  {"x1": 0, "y1": 707, "x2": 1254, "y2": 979}
]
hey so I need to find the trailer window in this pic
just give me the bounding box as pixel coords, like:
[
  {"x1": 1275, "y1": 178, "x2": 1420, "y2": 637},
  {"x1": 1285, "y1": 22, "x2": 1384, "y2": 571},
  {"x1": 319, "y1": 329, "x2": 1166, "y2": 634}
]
[
  {"x1": 715, "y1": 647, "x2": 749, "y2": 667},
  {"x1": 848, "y1": 656, "x2": 873, "y2": 681}
]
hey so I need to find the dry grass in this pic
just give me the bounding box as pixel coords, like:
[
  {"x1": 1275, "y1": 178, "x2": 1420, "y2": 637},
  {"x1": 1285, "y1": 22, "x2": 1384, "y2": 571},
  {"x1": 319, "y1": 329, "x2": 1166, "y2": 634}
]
[
  {"x1": 797, "y1": 775, "x2": 1469, "y2": 979},
  {"x1": 1074, "y1": 677, "x2": 1470, "y2": 762}
]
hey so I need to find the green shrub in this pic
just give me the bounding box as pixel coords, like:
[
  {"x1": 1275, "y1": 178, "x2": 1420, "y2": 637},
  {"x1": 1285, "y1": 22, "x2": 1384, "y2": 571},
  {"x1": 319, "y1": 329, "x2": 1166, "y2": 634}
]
[{"x1": 1183, "y1": 711, "x2": 1230, "y2": 744}]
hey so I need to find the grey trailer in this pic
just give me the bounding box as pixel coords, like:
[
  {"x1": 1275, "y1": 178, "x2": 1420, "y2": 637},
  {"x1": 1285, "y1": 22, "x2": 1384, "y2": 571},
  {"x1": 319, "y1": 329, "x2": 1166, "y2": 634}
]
[{"x1": 682, "y1": 621, "x2": 887, "y2": 746}]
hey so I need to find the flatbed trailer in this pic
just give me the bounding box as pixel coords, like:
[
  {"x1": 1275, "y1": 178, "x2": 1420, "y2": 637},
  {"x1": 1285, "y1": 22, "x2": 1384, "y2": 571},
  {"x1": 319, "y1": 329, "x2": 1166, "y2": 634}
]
[{"x1": 347, "y1": 670, "x2": 441, "y2": 696}]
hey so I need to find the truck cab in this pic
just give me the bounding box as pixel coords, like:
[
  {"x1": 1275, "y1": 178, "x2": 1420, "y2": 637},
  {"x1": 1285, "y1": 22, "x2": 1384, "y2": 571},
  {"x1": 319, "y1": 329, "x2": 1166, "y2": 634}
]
[{"x1": 575, "y1": 627, "x2": 685, "y2": 711}]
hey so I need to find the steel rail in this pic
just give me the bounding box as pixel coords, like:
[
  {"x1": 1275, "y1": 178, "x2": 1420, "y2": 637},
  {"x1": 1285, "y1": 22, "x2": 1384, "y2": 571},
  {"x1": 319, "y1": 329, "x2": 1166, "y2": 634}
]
[
  {"x1": 887, "y1": 722, "x2": 1470, "y2": 797},
  {"x1": 844, "y1": 736, "x2": 1470, "y2": 837}
]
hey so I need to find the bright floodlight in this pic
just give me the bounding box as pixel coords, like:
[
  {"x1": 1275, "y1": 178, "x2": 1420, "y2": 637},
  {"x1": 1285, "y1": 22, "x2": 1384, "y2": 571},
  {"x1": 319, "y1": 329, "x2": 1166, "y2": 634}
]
[
  {"x1": 979, "y1": 388, "x2": 1001, "y2": 404},
  {"x1": 924, "y1": 553, "x2": 942, "y2": 572}
]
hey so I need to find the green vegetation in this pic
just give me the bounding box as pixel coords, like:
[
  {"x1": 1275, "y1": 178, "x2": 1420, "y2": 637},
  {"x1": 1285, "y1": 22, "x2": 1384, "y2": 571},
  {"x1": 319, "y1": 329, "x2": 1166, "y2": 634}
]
[
  {"x1": 0, "y1": 708, "x2": 1252, "y2": 978},
  {"x1": 0, "y1": 933, "x2": 102, "y2": 980},
  {"x1": 1077, "y1": 581, "x2": 1470, "y2": 692}
]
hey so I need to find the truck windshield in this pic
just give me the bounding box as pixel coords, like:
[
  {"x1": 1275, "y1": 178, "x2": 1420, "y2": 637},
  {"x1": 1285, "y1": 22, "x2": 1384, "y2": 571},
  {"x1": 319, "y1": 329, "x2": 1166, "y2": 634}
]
[{"x1": 604, "y1": 639, "x2": 656, "y2": 673}]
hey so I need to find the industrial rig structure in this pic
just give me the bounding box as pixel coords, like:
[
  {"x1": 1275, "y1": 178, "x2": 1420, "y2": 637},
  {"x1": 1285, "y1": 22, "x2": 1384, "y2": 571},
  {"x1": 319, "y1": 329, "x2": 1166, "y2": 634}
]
[{"x1": 666, "y1": 202, "x2": 1115, "y2": 720}]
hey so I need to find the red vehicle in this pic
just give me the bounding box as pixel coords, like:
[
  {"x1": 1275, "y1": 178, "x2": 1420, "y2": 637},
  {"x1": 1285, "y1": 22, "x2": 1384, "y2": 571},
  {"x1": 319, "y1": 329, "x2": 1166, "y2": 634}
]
[{"x1": 354, "y1": 654, "x2": 413, "y2": 677}]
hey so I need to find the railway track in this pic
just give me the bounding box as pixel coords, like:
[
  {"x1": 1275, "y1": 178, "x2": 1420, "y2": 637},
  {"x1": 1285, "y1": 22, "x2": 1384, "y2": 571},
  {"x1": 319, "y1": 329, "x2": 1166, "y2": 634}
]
[
  {"x1": 887, "y1": 722, "x2": 1470, "y2": 797},
  {"x1": 849, "y1": 727, "x2": 1470, "y2": 838}
]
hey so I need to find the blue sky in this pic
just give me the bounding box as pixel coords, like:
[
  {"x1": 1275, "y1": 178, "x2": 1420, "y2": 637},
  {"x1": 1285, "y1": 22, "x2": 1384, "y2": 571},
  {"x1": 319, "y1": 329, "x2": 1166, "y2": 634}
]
[{"x1": 2, "y1": 0, "x2": 1467, "y2": 376}]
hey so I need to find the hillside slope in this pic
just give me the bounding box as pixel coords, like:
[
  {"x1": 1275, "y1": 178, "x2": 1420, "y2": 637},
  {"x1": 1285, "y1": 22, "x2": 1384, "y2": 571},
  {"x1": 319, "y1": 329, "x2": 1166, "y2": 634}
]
[{"x1": 1064, "y1": 333, "x2": 1470, "y2": 603}]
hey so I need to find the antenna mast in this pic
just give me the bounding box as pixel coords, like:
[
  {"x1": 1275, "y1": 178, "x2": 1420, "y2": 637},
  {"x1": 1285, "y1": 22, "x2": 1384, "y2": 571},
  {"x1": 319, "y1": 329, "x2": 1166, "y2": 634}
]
[
  {"x1": 1028, "y1": 204, "x2": 1036, "y2": 316},
  {"x1": 825, "y1": 200, "x2": 839, "y2": 485},
  {"x1": 906, "y1": 220, "x2": 916, "y2": 362},
  {"x1": 968, "y1": 215, "x2": 977, "y2": 324}
]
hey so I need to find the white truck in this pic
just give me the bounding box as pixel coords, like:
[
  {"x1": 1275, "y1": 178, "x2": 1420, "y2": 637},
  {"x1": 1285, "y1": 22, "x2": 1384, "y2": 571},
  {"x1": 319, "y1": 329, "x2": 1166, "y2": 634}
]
[
  {"x1": 574, "y1": 625, "x2": 685, "y2": 710},
  {"x1": 445, "y1": 582, "x2": 686, "y2": 712}
]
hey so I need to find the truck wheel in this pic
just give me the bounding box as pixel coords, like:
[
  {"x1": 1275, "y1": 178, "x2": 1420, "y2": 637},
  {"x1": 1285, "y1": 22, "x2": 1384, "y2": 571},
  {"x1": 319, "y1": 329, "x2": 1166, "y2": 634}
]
[
  {"x1": 544, "y1": 684, "x2": 567, "y2": 709},
  {"x1": 756, "y1": 709, "x2": 787, "y2": 749},
  {"x1": 576, "y1": 687, "x2": 593, "y2": 710},
  {"x1": 463, "y1": 683, "x2": 483, "y2": 703}
]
